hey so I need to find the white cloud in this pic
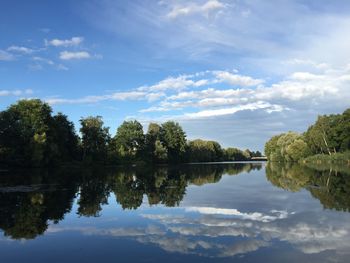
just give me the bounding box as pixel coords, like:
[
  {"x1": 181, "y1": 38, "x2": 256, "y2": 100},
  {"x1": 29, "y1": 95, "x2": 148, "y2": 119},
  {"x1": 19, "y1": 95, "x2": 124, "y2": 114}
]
[
  {"x1": 45, "y1": 65, "x2": 350, "y2": 124},
  {"x1": 7, "y1": 46, "x2": 34, "y2": 54},
  {"x1": 0, "y1": 89, "x2": 33, "y2": 97},
  {"x1": 59, "y1": 51, "x2": 91, "y2": 60},
  {"x1": 0, "y1": 50, "x2": 15, "y2": 61},
  {"x1": 138, "y1": 75, "x2": 203, "y2": 92},
  {"x1": 185, "y1": 207, "x2": 289, "y2": 222},
  {"x1": 30, "y1": 56, "x2": 69, "y2": 71},
  {"x1": 167, "y1": 0, "x2": 225, "y2": 19},
  {"x1": 168, "y1": 87, "x2": 248, "y2": 101},
  {"x1": 181, "y1": 102, "x2": 268, "y2": 118},
  {"x1": 46, "y1": 90, "x2": 160, "y2": 105},
  {"x1": 45, "y1": 37, "x2": 84, "y2": 47},
  {"x1": 214, "y1": 71, "x2": 265, "y2": 86}
]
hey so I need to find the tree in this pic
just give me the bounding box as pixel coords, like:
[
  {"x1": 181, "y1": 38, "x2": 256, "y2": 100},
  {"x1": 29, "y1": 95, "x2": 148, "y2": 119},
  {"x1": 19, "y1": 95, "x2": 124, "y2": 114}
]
[
  {"x1": 144, "y1": 123, "x2": 162, "y2": 162},
  {"x1": 80, "y1": 116, "x2": 110, "y2": 162},
  {"x1": 265, "y1": 132, "x2": 311, "y2": 162},
  {"x1": 333, "y1": 109, "x2": 350, "y2": 152},
  {"x1": 187, "y1": 139, "x2": 224, "y2": 162},
  {"x1": 52, "y1": 113, "x2": 80, "y2": 161},
  {"x1": 160, "y1": 121, "x2": 187, "y2": 163},
  {"x1": 113, "y1": 120, "x2": 145, "y2": 161},
  {"x1": 0, "y1": 99, "x2": 55, "y2": 166},
  {"x1": 264, "y1": 134, "x2": 284, "y2": 162},
  {"x1": 154, "y1": 140, "x2": 168, "y2": 162},
  {"x1": 286, "y1": 139, "x2": 310, "y2": 162}
]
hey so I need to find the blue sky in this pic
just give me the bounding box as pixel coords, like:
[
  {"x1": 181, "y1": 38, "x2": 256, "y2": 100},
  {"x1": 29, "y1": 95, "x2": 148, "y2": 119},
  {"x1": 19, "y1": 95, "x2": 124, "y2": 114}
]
[{"x1": 1, "y1": 0, "x2": 350, "y2": 151}]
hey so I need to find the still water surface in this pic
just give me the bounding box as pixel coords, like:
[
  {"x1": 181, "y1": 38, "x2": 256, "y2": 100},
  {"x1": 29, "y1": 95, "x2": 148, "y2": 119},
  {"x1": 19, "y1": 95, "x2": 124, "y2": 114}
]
[{"x1": 1, "y1": 162, "x2": 350, "y2": 263}]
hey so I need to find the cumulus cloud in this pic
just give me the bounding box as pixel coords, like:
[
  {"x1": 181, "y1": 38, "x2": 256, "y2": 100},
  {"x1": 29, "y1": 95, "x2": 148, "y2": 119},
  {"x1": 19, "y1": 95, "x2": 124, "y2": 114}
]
[
  {"x1": 7, "y1": 45, "x2": 34, "y2": 54},
  {"x1": 59, "y1": 51, "x2": 91, "y2": 60},
  {"x1": 138, "y1": 75, "x2": 204, "y2": 92},
  {"x1": 44, "y1": 64, "x2": 350, "y2": 125},
  {"x1": 166, "y1": 0, "x2": 225, "y2": 19},
  {"x1": 45, "y1": 37, "x2": 84, "y2": 47},
  {"x1": 214, "y1": 71, "x2": 265, "y2": 86}
]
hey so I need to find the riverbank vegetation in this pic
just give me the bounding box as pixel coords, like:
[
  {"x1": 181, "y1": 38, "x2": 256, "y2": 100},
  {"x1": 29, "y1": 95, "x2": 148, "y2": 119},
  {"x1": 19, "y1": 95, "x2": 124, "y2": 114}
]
[
  {"x1": 0, "y1": 99, "x2": 262, "y2": 167},
  {"x1": 264, "y1": 108, "x2": 350, "y2": 164}
]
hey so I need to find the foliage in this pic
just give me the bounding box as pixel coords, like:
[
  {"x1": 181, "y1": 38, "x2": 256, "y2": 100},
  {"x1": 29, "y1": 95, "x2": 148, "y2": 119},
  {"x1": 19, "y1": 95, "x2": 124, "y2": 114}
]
[
  {"x1": 303, "y1": 151, "x2": 350, "y2": 165},
  {"x1": 160, "y1": 121, "x2": 187, "y2": 163},
  {"x1": 265, "y1": 108, "x2": 350, "y2": 163},
  {"x1": 80, "y1": 116, "x2": 110, "y2": 162},
  {"x1": 144, "y1": 123, "x2": 168, "y2": 163},
  {"x1": 223, "y1": 147, "x2": 248, "y2": 161},
  {"x1": 266, "y1": 162, "x2": 350, "y2": 212},
  {"x1": 0, "y1": 99, "x2": 263, "y2": 166},
  {"x1": 187, "y1": 139, "x2": 224, "y2": 162},
  {"x1": 0, "y1": 99, "x2": 80, "y2": 166},
  {"x1": 113, "y1": 120, "x2": 145, "y2": 161}
]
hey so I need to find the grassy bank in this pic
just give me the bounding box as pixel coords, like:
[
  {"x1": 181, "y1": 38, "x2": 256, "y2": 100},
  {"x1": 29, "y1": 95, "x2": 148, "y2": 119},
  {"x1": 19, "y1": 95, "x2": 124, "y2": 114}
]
[{"x1": 301, "y1": 151, "x2": 350, "y2": 165}]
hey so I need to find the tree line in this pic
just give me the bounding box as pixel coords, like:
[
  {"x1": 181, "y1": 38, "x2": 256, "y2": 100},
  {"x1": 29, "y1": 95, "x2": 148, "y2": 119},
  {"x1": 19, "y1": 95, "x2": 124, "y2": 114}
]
[
  {"x1": 0, "y1": 99, "x2": 261, "y2": 167},
  {"x1": 264, "y1": 108, "x2": 350, "y2": 163}
]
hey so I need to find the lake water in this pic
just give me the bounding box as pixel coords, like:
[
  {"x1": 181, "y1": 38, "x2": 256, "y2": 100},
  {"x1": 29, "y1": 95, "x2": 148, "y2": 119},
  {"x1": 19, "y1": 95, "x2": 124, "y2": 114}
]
[{"x1": 1, "y1": 162, "x2": 350, "y2": 263}]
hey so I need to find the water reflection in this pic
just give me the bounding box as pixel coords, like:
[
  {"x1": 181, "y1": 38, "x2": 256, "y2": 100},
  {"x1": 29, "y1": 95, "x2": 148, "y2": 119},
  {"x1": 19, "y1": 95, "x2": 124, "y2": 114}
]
[
  {"x1": 0, "y1": 163, "x2": 261, "y2": 240},
  {"x1": 266, "y1": 162, "x2": 350, "y2": 212},
  {"x1": 1, "y1": 162, "x2": 350, "y2": 262}
]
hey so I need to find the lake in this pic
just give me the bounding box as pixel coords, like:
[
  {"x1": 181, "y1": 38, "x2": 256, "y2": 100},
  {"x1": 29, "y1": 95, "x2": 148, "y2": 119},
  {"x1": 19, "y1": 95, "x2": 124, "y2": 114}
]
[{"x1": 1, "y1": 162, "x2": 350, "y2": 263}]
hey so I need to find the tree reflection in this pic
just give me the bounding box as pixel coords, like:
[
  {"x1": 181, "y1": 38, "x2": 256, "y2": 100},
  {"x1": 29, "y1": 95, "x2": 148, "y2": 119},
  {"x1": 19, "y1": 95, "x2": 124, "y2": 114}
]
[
  {"x1": 266, "y1": 162, "x2": 350, "y2": 212},
  {"x1": 0, "y1": 163, "x2": 261, "y2": 239},
  {"x1": 0, "y1": 168, "x2": 78, "y2": 239}
]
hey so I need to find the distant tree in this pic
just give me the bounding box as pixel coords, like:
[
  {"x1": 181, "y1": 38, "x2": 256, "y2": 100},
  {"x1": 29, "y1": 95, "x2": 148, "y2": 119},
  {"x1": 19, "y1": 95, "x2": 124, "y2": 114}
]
[
  {"x1": 160, "y1": 121, "x2": 187, "y2": 163},
  {"x1": 80, "y1": 116, "x2": 110, "y2": 162},
  {"x1": 113, "y1": 120, "x2": 144, "y2": 161},
  {"x1": 224, "y1": 147, "x2": 248, "y2": 161},
  {"x1": 250, "y1": 150, "x2": 262, "y2": 157},
  {"x1": 187, "y1": 139, "x2": 224, "y2": 162},
  {"x1": 144, "y1": 123, "x2": 164, "y2": 162},
  {"x1": 52, "y1": 113, "x2": 80, "y2": 161}
]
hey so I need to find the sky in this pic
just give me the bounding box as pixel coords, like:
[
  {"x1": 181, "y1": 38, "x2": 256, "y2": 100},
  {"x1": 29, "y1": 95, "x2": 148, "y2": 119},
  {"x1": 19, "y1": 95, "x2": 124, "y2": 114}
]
[{"x1": 1, "y1": 0, "x2": 350, "y2": 151}]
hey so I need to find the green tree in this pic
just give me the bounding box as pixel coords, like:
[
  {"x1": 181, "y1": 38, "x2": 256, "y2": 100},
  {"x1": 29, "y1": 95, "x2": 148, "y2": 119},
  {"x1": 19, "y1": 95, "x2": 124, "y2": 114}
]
[
  {"x1": 187, "y1": 139, "x2": 223, "y2": 162},
  {"x1": 154, "y1": 140, "x2": 168, "y2": 162},
  {"x1": 305, "y1": 115, "x2": 340, "y2": 155},
  {"x1": 113, "y1": 120, "x2": 145, "y2": 161},
  {"x1": 144, "y1": 123, "x2": 163, "y2": 162},
  {"x1": 0, "y1": 99, "x2": 55, "y2": 166},
  {"x1": 264, "y1": 134, "x2": 284, "y2": 162},
  {"x1": 52, "y1": 113, "x2": 80, "y2": 161},
  {"x1": 80, "y1": 116, "x2": 110, "y2": 162},
  {"x1": 286, "y1": 139, "x2": 310, "y2": 161},
  {"x1": 224, "y1": 147, "x2": 248, "y2": 161},
  {"x1": 160, "y1": 121, "x2": 187, "y2": 163}
]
